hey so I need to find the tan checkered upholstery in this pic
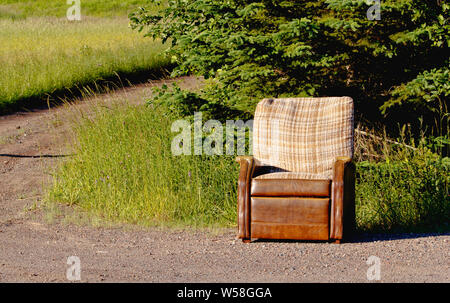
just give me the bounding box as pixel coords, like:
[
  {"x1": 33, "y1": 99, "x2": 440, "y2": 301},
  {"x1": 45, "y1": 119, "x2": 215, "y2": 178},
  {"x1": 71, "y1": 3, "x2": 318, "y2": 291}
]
[{"x1": 252, "y1": 97, "x2": 354, "y2": 180}]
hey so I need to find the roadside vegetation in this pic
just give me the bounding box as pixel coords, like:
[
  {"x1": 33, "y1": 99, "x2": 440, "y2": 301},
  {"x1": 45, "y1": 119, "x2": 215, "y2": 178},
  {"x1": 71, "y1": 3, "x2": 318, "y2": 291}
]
[
  {"x1": 354, "y1": 128, "x2": 449, "y2": 233},
  {"x1": 47, "y1": 100, "x2": 238, "y2": 228},
  {"x1": 47, "y1": 99, "x2": 449, "y2": 232},
  {"x1": 45, "y1": 0, "x2": 449, "y2": 233}
]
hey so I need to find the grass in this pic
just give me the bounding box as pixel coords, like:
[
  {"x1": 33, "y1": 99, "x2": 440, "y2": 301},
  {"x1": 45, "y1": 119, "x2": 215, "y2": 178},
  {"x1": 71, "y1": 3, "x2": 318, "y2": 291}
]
[
  {"x1": 354, "y1": 127, "x2": 450, "y2": 233},
  {"x1": 0, "y1": 0, "x2": 157, "y2": 19},
  {"x1": 46, "y1": 100, "x2": 238, "y2": 228},
  {"x1": 46, "y1": 97, "x2": 449, "y2": 232},
  {"x1": 0, "y1": 1, "x2": 168, "y2": 113}
]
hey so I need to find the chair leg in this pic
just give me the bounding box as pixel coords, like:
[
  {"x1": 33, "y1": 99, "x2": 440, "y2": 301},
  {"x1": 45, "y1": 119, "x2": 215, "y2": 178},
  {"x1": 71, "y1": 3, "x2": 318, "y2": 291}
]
[
  {"x1": 332, "y1": 239, "x2": 341, "y2": 244},
  {"x1": 242, "y1": 238, "x2": 251, "y2": 243}
]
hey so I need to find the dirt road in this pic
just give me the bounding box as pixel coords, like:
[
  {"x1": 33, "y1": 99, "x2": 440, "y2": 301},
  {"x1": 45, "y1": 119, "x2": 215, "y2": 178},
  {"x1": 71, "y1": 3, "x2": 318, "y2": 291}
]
[{"x1": 0, "y1": 77, "x2": 448, "y2": 283}]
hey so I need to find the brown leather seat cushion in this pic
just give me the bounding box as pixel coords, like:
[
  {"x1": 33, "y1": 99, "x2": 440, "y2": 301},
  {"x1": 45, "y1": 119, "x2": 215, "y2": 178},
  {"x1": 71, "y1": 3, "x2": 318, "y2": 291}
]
[{"x1": 251, "y1": 178, "x2": 331, "y2": 197}]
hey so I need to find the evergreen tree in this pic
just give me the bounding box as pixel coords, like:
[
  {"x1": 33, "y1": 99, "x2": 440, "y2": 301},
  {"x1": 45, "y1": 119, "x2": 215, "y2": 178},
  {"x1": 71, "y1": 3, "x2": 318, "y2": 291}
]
[{"x1": 130, "y1": 0, "x2": 449, "y2": 135}]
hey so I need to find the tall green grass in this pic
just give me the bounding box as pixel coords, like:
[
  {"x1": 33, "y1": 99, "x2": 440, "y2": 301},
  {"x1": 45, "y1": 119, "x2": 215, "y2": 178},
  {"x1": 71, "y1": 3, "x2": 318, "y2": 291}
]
[
  {"x1": 0, "y1": 0, "x2": 158, "y2": 19},
  {"x1": 47, "y1": 102, "x2": 238, "y2": 227},
  {"x1": 0, "y1": 17, "x2": 170, "y2": 113},
  {"x1": 354, "y1": 128, "x2": 450, "y2": 233},
  {"x1": 47, "y1": 100, "x2": 449, "y2": 232}
]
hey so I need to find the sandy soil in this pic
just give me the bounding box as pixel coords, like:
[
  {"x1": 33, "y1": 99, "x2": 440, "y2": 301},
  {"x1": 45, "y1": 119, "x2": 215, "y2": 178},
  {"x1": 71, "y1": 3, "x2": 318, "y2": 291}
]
[{"x1": 0, "y1": 77, "x2": 448, "y2": 283}]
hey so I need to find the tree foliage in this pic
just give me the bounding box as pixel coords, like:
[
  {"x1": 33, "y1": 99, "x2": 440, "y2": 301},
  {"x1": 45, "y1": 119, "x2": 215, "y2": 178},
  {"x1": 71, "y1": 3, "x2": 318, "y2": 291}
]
[{"x1": 130, "y1": 0, "x2": 449, "y2": 134}]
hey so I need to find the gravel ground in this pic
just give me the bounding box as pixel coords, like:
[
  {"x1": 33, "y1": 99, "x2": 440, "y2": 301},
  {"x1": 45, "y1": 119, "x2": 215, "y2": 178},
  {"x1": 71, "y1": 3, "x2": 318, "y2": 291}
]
[
  {"x1": 0, "y1": 77, "x2": 449, "y2": 283},
  {"x1": 0, "y1": 220, "x2": 448, "y2": 282}
]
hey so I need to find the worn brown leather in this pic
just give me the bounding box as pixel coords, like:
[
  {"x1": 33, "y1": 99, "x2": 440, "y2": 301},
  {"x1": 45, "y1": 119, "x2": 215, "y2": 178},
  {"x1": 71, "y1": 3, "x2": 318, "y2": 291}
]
[
  {"x1": 329, "y1": 157, "x2": 355, "y2": 241},
  {"x1": 250, "y1": 197, "x2": 329, "y2": 240},
  {"x1": 251, "y1": 222, "x2": 330, "y2": 240},
  {"x1": 236, "y1": 156, "x2": 354, "y2": 242},
  {"x1": 251, "y1": 197, "x2": 329, "y2": 223},
  {"x1": 251, "y1": 179, "x2": 330, "y2": 197},
  {"x1": 236, "y1": 156, "x2": 255, "y2": 240}
]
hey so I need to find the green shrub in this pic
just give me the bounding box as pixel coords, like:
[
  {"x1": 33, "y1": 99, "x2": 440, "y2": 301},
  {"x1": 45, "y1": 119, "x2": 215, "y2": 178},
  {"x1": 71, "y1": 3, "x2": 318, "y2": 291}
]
[{"x1": 150, "y1": 82, "x2": 249, "y2": 121}]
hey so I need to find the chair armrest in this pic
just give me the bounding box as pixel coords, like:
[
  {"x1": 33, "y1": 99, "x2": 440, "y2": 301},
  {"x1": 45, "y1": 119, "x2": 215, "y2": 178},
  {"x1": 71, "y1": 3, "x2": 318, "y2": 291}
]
[
  {"x1": 330, "y1": 157, "x2": 356, "y2": 241},
  {"x1": 236, "y1": 156, "x2": 255, "y2": 239}
]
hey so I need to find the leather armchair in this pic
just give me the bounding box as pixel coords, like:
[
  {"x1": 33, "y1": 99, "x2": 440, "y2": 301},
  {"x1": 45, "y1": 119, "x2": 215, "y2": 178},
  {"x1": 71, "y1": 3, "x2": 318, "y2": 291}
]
[{"x1": 236, "y1": 97, "x2": 355, "y2": 243}]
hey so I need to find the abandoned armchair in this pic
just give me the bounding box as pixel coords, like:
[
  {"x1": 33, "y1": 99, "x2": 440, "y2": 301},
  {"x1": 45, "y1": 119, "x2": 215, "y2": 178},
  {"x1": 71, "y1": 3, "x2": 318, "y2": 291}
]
[{"x1": 236, "y1": 97, "x2": 355, "y2": 243}]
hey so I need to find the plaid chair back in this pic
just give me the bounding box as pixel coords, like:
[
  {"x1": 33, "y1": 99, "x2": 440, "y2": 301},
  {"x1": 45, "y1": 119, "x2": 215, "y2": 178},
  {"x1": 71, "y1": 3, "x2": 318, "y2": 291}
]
[{"x1": 252, "y1": 97, "x2": 354, "y2": 179}]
